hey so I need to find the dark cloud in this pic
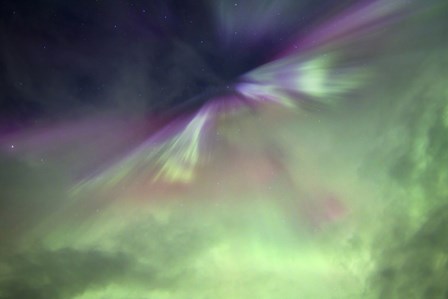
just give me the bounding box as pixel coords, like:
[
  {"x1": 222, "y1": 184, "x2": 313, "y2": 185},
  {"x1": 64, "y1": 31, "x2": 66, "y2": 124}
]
[
  {"x1": 371, "y1": 204, "x2": 448, "y2": 299},
  {"x1": 0, "y1": 248, "x2": 134, "y2": 299},
  {"x1": 0, "y1": 208, "x2": 214, "y2": 299}
]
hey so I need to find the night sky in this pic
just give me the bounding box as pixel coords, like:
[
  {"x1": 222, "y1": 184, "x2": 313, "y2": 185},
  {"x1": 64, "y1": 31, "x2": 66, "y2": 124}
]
[
  {"x1": 1, "y1": 1, "x2": 448, "y2": 299},
  {"x1": 0, "y1": 0, "x2": 352, "y2": 122}
]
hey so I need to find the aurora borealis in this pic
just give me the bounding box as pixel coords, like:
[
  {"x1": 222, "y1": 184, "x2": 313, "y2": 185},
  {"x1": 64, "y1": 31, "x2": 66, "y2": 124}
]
[{"x1": 1, "y1": 1, "x2": 448, "y2": 298}]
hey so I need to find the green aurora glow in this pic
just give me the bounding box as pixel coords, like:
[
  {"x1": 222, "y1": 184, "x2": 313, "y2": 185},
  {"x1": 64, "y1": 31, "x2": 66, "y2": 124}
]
[{"x1": 1, "y1": 1, "x2": 448, "y2": 299}]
